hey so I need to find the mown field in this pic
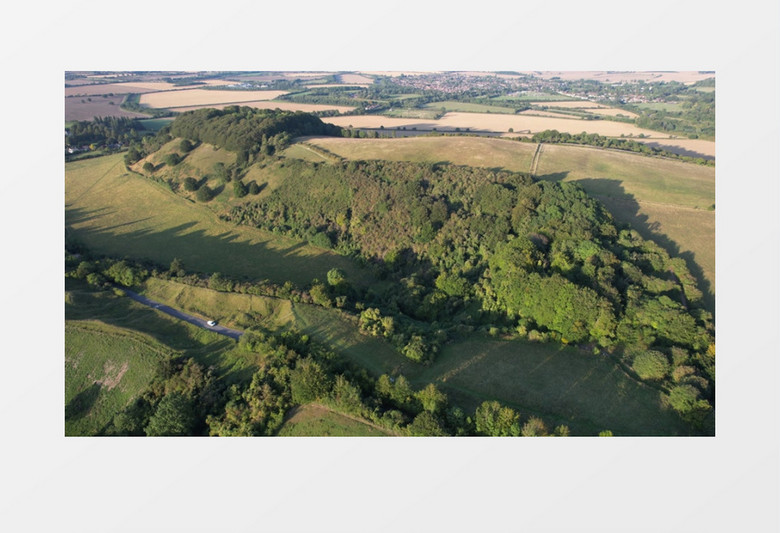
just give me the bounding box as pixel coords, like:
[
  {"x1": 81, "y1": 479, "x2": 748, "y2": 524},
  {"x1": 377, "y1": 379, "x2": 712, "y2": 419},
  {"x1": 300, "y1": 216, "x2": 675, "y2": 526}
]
[
  {"x1": 277, "y1": 404, "x2": 393, "y2": 436},
  {"x1": 301, "y1": 135, "x2": 715, "y2": 309},
  {"x1": 65, "y1": 154, "x2": 372, "y2": 287},
  {"x1": 134, "y1": 278, "x2": 689, "y2": 435}
]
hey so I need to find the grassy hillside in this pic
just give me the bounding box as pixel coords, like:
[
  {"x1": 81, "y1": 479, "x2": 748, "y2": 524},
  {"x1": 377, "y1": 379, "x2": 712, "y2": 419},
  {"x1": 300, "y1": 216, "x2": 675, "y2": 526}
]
[
  {"x1": 65, "y1": 153, "x2": 373, "y2": 287},
  {"x1": 65, "y1": 321, "x2": 168, "y2": 436}
]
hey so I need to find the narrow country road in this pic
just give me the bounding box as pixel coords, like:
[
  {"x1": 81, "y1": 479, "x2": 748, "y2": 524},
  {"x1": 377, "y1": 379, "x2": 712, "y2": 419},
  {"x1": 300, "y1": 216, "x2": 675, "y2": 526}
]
[{"x1": 122, "y1": 288, "x2": 243, "y2": 340}]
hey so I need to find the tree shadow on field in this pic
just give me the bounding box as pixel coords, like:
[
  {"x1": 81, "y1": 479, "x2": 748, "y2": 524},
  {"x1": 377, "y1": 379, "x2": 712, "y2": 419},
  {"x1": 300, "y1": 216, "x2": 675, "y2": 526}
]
[
  {"x1": 65, "y1": 383, "x2": 101, "y2": 421},
  {"x1": 536, "y1": 171, "x2": 569, "y2": 182},
  {"x1": 574, "y1": 178, "x2": 714, "y2": 315}
]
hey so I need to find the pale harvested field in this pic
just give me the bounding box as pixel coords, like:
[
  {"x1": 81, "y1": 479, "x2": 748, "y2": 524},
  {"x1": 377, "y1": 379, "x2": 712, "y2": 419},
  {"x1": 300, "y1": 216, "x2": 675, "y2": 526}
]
[
  {"x1": 172, "y1": 100, "x2": 355, "y2": 114},
  {"x1": 338, "y1": 73, "x2": 374, "y2": 84},
  {"x1": 522, "y1": 71, "x2": 715, "y2": 84},
  {"x1": 140, "y1": 89, "x2": 289, "y2": 108},
  {"x1": 636, "y1": 138, "x2": 715, "y2": 159},
  {"x1": 324, "y1": 112, "x2": 670, "y2": 138},
  {"x1": 305, "y1": 136, "x2": 537, "y2": 171},
  {"x1": 304, "y1": 83, "x2": 370, "y2": 88},
  {"x1": 65, "y1": 83, "x2": 170, "y2": 97}
]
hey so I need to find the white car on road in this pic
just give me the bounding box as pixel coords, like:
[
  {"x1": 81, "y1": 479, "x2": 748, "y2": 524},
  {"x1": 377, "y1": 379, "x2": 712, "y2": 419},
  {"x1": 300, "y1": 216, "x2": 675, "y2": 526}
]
[{"x1": 206, "y1": 320, "x2": 217, "y2": 327}]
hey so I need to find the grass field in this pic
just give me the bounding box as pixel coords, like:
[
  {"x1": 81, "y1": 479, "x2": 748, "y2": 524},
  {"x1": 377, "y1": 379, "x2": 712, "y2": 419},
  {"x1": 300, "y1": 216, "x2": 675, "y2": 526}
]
[
  {"x1": 423, "y1": 100, "x2": 518, "y2": 114},
  {"x1": 407, "y1": 338, "x2": 690, "y2": 436},
  {"x1": 138, "y1": 118, "x2": 175, "y2": 132},
  {"x1": 303, "y1": 136, "x2": 537, "y2": 171},
  {"x1": 381, "y1": 108, "x2": 442, "y2": 119},
  {"x1": 65, "y1": 153, "x2": 373, "y2": 287},
  {"x1": 277, "y1": 404, "x2": 392, "y2": 436},
  {"x1": 65, "y1": 320, "x2": 169, "y2": 435},
  {"x1": 141, "y1": 278, "x2": 296, "y2": 331}
]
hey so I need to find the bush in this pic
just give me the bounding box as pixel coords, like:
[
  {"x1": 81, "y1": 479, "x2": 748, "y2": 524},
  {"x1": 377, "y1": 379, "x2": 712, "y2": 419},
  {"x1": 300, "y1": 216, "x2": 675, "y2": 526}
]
[
  {"x1": 632, "y1": 350, "x2": 670, "y2": 380},
  {"x1": 142, "y1": 161, "x2": 155, "y2": 173},
  {"x1": 183, "y1": 177, "x2": 199, "y2": 191},
  {"x1": 179, "y1": 139, "x2": 194, "y2": 153},
  {"x1": 165, "y1": 153, "x2": 181, "y2": 166},
  {"x1": 196, "y1": 185, "x2": 213, "y2": 202}
]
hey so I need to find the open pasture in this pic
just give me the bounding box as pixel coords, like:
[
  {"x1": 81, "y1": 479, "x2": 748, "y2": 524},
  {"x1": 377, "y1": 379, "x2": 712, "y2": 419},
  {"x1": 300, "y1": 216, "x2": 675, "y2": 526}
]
[
  {"x1": 65, "y1": 154, "x2": 372, "y2": 287},
  {"x1": 139, "y1": 89, "x2": 289, "y2": 109},
  {"x1": 423, "y1": 100, "x2": 517, "y2": 114}
]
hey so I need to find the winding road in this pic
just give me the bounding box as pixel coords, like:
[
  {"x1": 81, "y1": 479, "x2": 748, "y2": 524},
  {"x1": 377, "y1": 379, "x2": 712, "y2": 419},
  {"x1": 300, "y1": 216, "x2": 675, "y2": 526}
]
[{"x1": 123, "y1": 288, "x2": 244, "y2": 340}]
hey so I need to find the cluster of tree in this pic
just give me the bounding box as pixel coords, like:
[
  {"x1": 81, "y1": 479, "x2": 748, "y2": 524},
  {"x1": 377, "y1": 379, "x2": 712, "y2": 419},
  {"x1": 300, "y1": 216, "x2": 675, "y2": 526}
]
[
  {"x1": 529, "y1": 130, "x2": 713, "y2": 165},
  {"x1": 167, "y1": 106, "x2": 343, "y2": 161},
  {"x1": 66, "y1": 116, "x2": 148, "y2": 147}
]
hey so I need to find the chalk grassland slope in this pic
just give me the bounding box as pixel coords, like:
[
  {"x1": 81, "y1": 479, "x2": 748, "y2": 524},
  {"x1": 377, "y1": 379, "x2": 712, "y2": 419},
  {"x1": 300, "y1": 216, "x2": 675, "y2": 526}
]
[
  {"x1": 139, "y1": 89, "x2": 289, "y2": 108},
  {"x1": 302, "y1": 135, "x2": 715, "y2": 305},
  {"x1": 138, "y1": 279, "x2": 690, "y2": 435},
  {"x1": 171, "y1": 100, "x2": 356, "y2": 114},
  {"x1": 65, "y1": 154, "x2": 370, "y2": 287},
  {"x1": 277, "y1": 403, "x2": 393, "y2": 436},
  {"x1": 65, "y1": 320, "x2": 167, "y2": 436},
  {"x1": 322, "y1": 112, "x2": 670, "y2": 138}
]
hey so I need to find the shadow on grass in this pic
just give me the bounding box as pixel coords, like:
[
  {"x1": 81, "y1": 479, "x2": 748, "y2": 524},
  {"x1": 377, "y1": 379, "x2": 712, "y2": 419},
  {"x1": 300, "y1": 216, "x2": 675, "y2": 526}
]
[
  {"x1": 65, "y1": 383, "x2": 101, "y2": 421},
  {"x1": 570, "y1": 178, "x2": 714, "y2": 314},
  {"x1": 64, "y1": 204, "x2": 372, "y2": 288}
]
